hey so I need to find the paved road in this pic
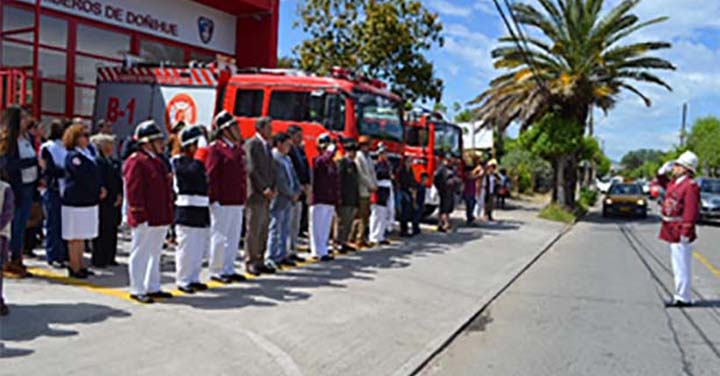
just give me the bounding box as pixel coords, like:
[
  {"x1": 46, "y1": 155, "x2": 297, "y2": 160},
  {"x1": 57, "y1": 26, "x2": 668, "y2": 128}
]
[
  {"x1": 422, "y1": 209, "x2": 720, "y2": 376},
  {"x1": 0, "y1": 202, "x2": 565, "y2": 375}
]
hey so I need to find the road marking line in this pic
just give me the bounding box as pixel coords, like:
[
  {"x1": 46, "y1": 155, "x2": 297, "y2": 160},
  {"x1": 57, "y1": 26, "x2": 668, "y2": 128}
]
[
  {"x1": 27, "y1": 267, "x2": 136, "y2": 302},
  {"x1": 693, "y1": 251, "x2": 720, "y2": 278}
]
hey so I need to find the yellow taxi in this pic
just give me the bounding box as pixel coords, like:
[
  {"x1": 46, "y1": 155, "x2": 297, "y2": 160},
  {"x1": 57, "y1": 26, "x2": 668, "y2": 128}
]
[{"x1": 602, "y1": 183, "x2": 648, "y2": 218}]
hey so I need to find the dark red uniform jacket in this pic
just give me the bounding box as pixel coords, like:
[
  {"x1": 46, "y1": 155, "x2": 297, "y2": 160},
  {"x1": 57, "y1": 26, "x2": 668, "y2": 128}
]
[
  {"x1": 659, "y1": 175, "x2": 700, "y2": 243},
  {"x1": 311, "y1": 152, "x2": 340, "y2": 206},
  {"x1": 124, "y1": 150, "x2": 174, "y2": 228},
  {"x1": 206, "y1": 138, "x2": 247, "y2": 206}
]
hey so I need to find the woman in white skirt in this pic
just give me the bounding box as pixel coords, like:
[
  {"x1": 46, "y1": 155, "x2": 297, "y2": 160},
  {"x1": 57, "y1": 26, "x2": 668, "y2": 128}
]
[{"x1": 61, "y1": 124, "x2": 104, "y2": 279}]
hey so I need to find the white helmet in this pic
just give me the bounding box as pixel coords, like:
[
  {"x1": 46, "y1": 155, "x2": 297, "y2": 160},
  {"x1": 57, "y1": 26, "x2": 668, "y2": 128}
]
[{"x1": 675, "y1": 151, "x2": 699, "y2": 173}]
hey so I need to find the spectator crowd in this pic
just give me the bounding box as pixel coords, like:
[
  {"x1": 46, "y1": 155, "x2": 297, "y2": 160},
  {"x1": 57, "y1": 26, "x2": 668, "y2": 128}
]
[{"x1": 0, "y1": 105, "x2": 508, "y2": 314}]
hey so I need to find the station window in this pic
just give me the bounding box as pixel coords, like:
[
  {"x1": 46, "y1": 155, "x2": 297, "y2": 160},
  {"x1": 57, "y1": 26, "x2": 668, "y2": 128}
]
[
  {"x1": 41, "y1": 82, "x2": 65, "y2": 113},
  {"x1": 76, "y1": 24, "x2": 130, "y2": 58},
  {"x1": 190, "y1": 50, "x2": 215, "y2": 63},
  {"x1": 233, "y1": 89, "x2": 264, "y2": 118},
  {"x1": 140, "y1": 39, "x2": 184, "y2": 64},
  {"x1": 1, "y1": 7, "x2": 67, "y2": 48},
  {"x1": 0, "y1": 40, "x2": 32, "y2": 67},
  {"x1": 38, "y1": 48, "x2": 66, "y2": 80},
  {"x1": 75, "y1": 55, "x2": 111, "y2": 85}
]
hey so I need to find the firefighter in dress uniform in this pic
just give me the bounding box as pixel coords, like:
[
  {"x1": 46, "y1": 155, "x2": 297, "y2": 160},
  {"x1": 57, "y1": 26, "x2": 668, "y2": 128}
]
[
  {"x1": 205, "y1": 111, "x2": 247, "y2": 284},
  {"x1": 309, "y1": 133, "x2": 340, "y2": 261},
  {"x1": 657, "y1": 151, "x2": 701, "y2": 307},
  {"x1": 172, "y1": 126, "x2": 211, "y2": 293},
  {"x1": 124, "y1": 120, "x2": 174, "y2": 304}
]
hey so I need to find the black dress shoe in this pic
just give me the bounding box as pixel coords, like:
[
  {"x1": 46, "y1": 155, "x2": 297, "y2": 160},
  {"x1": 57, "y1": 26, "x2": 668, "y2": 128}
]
[
  {"x1": 316, "y1": 255, "x2": 334, "y2": 262},
  {"x1": 178, "y1": 285, "x2": 195, "y2": 294},
  {"x1": 665, "y1": 300, "x2": 694, "y2": 308},
  {"x1": 246, "y1": 267, "x2": 262, "y2": 277},
  {"x1": 259, "y1": 265, "x2": 276, "y2": 274},
  {"x1": 290, "y1": 254, "x2": 306, "y2": 262},
  {"x1": 211, "y1": 275, "x2": 233, "y2": 284},
  {"x1": 82, "y1": 268, "x2": 95, "y2": 276},
  {"x1": 130, "y1": 294, "x2": 154, "y2": 304},
  {"x1": 280, "y1": 259, "x2": 297, "y2": 267},
  {"x1": 67, "y1": 268, "x2": 88, "y2": 279},
  {"x1": 228, "y1": 273, "x2": 247, "y2": 282},
  {"x1": 189, "y1": 282, "x2": 209, "y2": 291},
  {"x1": 108, "y1": 260, "x2": 120, "y2": 267},
  {"x1": 147, "y1": 291, "x2": 173, "y2": 299},
  {"x1": 380, "y1": 240, "x2": 391, "y2": 245},
  {"x1": 0, "y1": 303, "x2": 9, "y2": 316}
]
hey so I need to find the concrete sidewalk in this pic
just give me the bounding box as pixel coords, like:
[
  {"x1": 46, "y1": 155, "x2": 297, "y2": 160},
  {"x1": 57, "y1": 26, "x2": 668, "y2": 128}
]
[{"x1": 1, "y1": 201, "x2": 566, "y2": 375}]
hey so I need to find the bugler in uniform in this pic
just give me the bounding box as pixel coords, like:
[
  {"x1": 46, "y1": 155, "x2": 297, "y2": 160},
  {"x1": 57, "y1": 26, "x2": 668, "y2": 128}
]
[
  {"x1": 309, "y1": 133, "x2": 340, "y2": 261},
  {"x1": 172, "y1": 126, "x2": 211, "y2": 293},
  {"x1": 124, "y1": 120, "x2": 174, "y2": 304},
  {"x1": 206, "y1": 111, "x2": 247, "y2": 284},
  {"x1": 657, "y1": 151, "x2": 701, "y2": 307}
]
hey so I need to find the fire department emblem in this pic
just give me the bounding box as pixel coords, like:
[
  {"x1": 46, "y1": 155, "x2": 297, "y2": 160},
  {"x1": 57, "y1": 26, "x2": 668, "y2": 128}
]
[
  {"x1": 198, "y1": 17, "x2": 214, "y2": 44},
  {"x1": 165, "y1": 93, "x2": 198, "y2": 130}
]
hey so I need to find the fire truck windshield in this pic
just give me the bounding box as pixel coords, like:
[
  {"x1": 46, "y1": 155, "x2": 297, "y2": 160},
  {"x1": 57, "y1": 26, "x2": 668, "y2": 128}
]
[
  {"x1": 355, "y1": 93, "x2": 403, "y2": 143},
  {"x1": 434, "y1": 123, "x2": 462, "y2": 158}
]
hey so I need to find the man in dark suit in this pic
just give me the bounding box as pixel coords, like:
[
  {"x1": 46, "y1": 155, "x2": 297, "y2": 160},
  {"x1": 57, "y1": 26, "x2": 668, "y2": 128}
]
[
  {"x1": 244, "y1": 117, "x2": 276, "y2": 276},
  {"x1": 287, "y1": 125, "x2": 310, "y2": 261}
]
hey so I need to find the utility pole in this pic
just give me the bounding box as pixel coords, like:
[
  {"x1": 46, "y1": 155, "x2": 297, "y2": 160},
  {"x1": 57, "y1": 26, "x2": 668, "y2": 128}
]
[{"x1": 680, "y1": 102, "x2": 688, "y2": 147}]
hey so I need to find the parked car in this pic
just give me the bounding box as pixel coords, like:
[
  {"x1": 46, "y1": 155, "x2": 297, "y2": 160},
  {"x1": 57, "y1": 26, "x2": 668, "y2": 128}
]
[
  {"x1": 649, "y1": 178, "x2": 664, "y2": 201},
  {"x1": 603, "y1": 183, "x2": 648, "y2": 218},
  {"x1": 698, "y1": 178, "x2": 720, "y2": 222}
]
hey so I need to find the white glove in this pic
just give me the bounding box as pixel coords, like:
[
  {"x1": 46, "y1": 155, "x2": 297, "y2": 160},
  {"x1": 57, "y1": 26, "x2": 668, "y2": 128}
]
[
  {"x1": 658, "y1": 161, "x2": 674, "y2": 175},
  {"x1": 680, "y1": 236, "x2": 690, "y2": 244}
]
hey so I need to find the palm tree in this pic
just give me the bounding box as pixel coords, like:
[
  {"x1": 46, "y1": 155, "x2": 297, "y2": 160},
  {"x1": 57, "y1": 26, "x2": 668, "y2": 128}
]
[{"x1": 470, "y1": 0, "x2": 675, "y2": 207}]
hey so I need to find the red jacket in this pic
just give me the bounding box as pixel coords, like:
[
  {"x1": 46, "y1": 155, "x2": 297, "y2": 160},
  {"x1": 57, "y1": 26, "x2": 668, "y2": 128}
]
[
  {"x1": 124, "y1": 150, "x2": 173, "y2": 228},
  {"x1": 206, "y1": 138, "x2": 247, "y2": 206},
  {"x1": 659, "y1": 175, "x2": 700, "y2": 243},
  {"x1": 311, "y1": 152, "x2": 340, "y2": 206}
]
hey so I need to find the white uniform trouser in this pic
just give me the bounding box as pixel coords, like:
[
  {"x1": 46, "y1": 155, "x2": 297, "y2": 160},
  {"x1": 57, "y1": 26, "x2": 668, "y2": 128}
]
[
  {"x1": 670, "y1": 242, "x2": 692, "y2": 303},
  {"x1": 176, "y1": 225, "x2": 209, "y2": 288},
  {"x1": 370, "y1": 204, "x2": 389, "y2": 243},
  {"x1": 129, "y1": 223, "x2": 168, "y2": 295},
  {"x1": 309, "y1": 204, "x2": 334, "y2": 257},
  {"x1": 209, "y1": 204, "x2": 244, "y2": 276},
  {"x1": 474, "y1": 189, "x2": 486, "y2": 219},
  {"x1": 288, "y1": 201, "x2": 302, "y2": 255}
]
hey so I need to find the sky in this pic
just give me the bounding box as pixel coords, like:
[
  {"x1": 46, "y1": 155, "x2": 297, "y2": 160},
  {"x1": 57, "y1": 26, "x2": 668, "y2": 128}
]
[{"x1": 277, "y1": 0, "x2": 720, "y2": 160}]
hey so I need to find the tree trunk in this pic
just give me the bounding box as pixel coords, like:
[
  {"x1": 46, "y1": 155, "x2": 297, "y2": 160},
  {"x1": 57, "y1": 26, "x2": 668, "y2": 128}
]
[{"x1": 554, "y1": 155, "x2": 568, "y2": 207}]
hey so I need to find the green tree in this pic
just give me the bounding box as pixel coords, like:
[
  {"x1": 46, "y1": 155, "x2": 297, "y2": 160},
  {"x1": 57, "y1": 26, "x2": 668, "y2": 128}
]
[
  {"x1": 620, "y1": 149, "x2": 664, "y2": 172},
  {"x1": 470, "y1": 0, "x2": 675, "y2": 208},
  {"x1": 294, "y1": 0, "x2": 444, "y2": 102},
  {"x1": 686, "y1": 116, "x2": 720, "y2": 176},
  {"x1": 277, "y1": 56, "x2": 298, "y2": 69},
  {"x1": 452, "y1": 102, "x2": 474, "y2": 123}
]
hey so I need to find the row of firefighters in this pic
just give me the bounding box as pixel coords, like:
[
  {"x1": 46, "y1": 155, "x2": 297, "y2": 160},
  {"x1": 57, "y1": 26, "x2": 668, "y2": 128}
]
[{"x1": 0, "y1": 106, "x2": 470, "y2": 306}]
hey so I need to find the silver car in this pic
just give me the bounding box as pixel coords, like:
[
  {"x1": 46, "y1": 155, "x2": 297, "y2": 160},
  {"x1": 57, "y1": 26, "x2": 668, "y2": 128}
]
[{"x1": 698, "y1": 178, "x2": 720, "y2": 221}]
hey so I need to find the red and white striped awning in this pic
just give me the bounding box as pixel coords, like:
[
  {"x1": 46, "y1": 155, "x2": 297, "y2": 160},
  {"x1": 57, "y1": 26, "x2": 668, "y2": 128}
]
[{"x1": 97, "y1": 66, "x2": 219, "y2": 87}]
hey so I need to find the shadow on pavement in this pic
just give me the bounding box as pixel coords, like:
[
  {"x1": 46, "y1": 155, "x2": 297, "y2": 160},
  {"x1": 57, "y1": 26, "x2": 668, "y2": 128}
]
[
  {"x1": 163, "y1": 226, "x2": 492, "y2": 311},
  {"x1": 689, "y1": 300, "x2": 720, "y2": 308},
  {"x1": 0, "y1": 343, "x2": 34, "y2": 358},
  {"x1": 0, "y1": 303, "x2": 131, "y2": 349}
]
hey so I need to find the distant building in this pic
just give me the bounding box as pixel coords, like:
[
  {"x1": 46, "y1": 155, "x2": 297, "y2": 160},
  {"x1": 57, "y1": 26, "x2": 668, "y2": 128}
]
[{"x1": 459, "y1": 121, "x2": 493, "y2": 151}]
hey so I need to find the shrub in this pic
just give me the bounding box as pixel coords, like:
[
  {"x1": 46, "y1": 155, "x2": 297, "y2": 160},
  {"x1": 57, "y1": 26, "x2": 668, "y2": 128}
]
[{"x1": 539, "y1": 203, "x2": 577, "y2": 224}]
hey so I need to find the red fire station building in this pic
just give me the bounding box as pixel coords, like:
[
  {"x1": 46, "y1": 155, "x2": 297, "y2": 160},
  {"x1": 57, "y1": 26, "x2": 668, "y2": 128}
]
[{"x1": 0, "y1": 0, "x2": 279, "y2": 121}]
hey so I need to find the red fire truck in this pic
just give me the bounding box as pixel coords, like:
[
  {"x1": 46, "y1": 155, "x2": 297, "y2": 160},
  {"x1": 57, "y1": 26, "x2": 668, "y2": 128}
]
[
  {"x1": 405, "y1": 108, "x2": 464, "y2": 215},
  {"x1": 93, "y1": 63, "x2": 404, "y2": 164},
  {"x1": 218, "y1": 67, "x2": 405, "y2": 163}
]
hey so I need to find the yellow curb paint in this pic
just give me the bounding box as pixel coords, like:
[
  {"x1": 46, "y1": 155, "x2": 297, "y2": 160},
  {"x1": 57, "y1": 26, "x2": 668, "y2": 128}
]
[
  {"x1": 27, "y1": 267, "x2": 136, "y2": 302},
  {"x1": 693, "y1": 251, "x2": 720, "y2": 279}
]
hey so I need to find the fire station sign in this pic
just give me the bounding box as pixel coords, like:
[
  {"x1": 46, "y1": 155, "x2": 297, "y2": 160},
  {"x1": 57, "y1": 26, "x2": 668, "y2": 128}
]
[{"x1": 18, "y1": 0, "x2": 236, "y2": 54}]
